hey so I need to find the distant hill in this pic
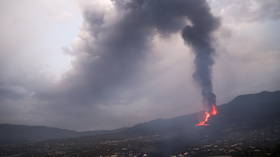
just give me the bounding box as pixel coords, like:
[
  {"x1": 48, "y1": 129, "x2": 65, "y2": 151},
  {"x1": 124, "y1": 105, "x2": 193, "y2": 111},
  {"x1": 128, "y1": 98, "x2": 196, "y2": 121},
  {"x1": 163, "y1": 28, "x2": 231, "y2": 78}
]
[
  {"x1": 0, "y1": 124, "x2": 80, "y2": 145},
  {"x1": 116, "y1": 91, "x2": 280, "y2": 140},
  {"x1": 0, "y1": 124, "x2": 112, "y2": 145},
  {"x1": 127, "y1": 91, "x2": 280, "y2": 132},
  {"x1": 74, "y1": 90, "x2": 280, "y2": 154},
  {"x1": 81, "y1": 90, "x2": 280, "y2": 156},
  {"x1": 1, "y1": 90, "x2": 280, "y2": 147}
]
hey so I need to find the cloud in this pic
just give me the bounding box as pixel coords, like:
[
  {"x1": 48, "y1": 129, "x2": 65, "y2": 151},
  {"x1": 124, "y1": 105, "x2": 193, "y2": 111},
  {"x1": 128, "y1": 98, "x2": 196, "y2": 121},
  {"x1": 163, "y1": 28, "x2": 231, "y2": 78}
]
[
  {"x1": 40, "y1": 0, "x2": 218, "y2": 106},
  {"x1": 208, "y1": 0, "x2": 280, "y2": 22}
]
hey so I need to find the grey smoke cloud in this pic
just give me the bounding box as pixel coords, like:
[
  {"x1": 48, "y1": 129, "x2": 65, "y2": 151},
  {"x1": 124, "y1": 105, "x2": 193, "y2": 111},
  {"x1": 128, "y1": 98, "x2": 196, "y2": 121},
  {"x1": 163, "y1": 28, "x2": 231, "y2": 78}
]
[
  {"x1": 182, "y1": 5, "x2": 219, "y2": 108},
  {"x1": 42, "y1": 0, "x2": 219, "y2": 110}
]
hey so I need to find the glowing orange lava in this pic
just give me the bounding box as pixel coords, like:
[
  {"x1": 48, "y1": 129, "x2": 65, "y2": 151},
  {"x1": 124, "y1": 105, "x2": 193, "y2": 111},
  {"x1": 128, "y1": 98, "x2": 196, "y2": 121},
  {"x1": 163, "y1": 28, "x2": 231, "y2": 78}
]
[
  {"x1": 210, "y1": 105, "x2": 218, "y2": 115},
  {"x1": 196, "y1": 104, "x2": 218, "y2": 126}
]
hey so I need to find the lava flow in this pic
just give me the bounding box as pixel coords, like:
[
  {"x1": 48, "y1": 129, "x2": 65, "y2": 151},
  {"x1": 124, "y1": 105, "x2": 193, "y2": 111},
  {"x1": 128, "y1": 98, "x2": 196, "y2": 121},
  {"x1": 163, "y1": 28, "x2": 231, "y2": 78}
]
[{"x1": 196, "y1": 105, "x2": 218, "y2": 126}]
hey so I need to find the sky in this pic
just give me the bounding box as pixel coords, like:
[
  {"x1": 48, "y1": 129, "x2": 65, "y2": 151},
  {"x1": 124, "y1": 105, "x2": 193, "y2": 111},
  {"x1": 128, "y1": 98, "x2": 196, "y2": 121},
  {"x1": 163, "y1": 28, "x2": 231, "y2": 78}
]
[{"x1": 0, "y1": 0, "x2": 279, "y2": 131}]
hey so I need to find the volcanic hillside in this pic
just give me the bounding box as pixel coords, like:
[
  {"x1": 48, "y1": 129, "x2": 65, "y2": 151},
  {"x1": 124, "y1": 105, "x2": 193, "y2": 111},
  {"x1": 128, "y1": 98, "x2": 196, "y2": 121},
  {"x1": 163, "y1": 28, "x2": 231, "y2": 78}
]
[{"x1": 1, "y1": 91, "x2": 280, "y2": 157}]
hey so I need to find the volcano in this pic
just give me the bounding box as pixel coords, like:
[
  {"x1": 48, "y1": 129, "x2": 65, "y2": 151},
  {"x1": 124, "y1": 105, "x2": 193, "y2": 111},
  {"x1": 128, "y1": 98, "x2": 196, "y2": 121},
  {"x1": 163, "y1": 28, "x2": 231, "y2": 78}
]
[
  {"x1": 196, "y1": 104, "x2": 219, "y2": 126},
  {"x1": 1, "y1": 91, "x2": 280, "y2": 157}
]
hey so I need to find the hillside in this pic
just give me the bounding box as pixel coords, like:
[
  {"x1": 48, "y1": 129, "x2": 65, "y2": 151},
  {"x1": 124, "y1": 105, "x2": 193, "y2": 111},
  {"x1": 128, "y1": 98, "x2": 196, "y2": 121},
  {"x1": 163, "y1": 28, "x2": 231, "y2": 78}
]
[
  {"x1": 1, "y1": 91, "x2": 280, "y2": 157},
  {"x1": 0, "y1": 124, "x2": 80, "y2": 145},
  {"x1": 104, "y1": 91, "x2": 280, "y2": 139},
  {"x1": 0, "y1": 124, "x2": 112, "y2": 145}
]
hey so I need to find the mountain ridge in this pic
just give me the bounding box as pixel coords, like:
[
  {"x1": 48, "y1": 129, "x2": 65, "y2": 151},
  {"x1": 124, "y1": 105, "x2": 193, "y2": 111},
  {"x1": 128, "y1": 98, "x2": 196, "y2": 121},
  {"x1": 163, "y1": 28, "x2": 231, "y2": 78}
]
[{"x1": 1, "y1": 90, "x2": 280, "y2": 145}]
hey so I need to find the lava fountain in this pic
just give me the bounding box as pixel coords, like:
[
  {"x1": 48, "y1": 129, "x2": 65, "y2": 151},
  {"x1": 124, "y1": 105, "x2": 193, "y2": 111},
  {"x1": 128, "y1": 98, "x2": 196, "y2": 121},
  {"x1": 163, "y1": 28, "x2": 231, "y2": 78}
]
[{"x1": 196, "y1": 104, "x2": 218, "y2": 126}]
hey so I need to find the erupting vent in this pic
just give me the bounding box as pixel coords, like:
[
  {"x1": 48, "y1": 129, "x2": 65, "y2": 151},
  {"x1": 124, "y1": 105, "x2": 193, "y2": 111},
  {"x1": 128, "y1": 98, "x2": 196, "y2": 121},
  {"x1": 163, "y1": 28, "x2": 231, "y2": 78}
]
[{"x1": 196, "y1": 105, "x2": 218, "y2": 126}]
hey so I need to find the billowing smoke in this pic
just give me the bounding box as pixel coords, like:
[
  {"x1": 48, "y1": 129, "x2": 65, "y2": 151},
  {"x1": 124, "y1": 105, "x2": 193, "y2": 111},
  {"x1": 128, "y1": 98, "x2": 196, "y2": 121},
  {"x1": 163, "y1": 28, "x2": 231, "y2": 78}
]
[
  {"x1": 114, "y1": 0, "x2": 220, "y2": 109},
  {"x1": 182, "y1": 6, "x2": 219, "y2": 108},
  {"x1": 40, "y1": 0, "x2": 219, "y2": 119}
]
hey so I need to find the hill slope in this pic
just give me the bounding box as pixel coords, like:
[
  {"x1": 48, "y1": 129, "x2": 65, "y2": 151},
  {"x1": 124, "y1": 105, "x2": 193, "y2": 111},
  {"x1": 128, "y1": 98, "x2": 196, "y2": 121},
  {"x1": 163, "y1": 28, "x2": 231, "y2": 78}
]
[
  {"x1": 0, "y1": 124, "x2": 112, "y2": 145},
  {"x1": 46, "y1": 90, "x2": 279, "y2": 156},
  {"x1": 1, "y1": 91, "x2": 280, "y2": 157},
  {"x1": 0, "y1": 124, "x2": 80, "y2": 145},
  {"x1": 107, "y1": 91, "x2": 280, "y2": 139}
]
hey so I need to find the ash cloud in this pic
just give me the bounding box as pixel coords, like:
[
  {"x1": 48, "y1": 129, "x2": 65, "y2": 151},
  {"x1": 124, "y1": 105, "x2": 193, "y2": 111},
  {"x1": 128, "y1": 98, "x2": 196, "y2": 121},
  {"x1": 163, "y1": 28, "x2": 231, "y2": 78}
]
[
  {"x1": 182, "y1": 5, "x2": 219, "y2": 107},
  {"x1": 44, "y1": 0, "x2": 219, "y2": 110},
  {"x1": 1, "y1": 0, "x2": 280, "y2": 130},
  {"x1": 1, "y1": 0, "x2": 220, "y2": 129}
]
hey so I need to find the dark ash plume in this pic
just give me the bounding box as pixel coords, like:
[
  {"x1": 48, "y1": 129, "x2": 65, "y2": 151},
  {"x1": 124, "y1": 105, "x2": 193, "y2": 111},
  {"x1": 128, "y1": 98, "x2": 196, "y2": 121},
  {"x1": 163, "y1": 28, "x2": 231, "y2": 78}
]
[
  {"x1": 41, "y1": 0, "x2": 219, "y2": 112},
  {"x1": 182, "y1": 7, "x2": 220, "y2": 108},
  {"x1": 117, "y1": 0, "x2": 220, "y2": 108}
]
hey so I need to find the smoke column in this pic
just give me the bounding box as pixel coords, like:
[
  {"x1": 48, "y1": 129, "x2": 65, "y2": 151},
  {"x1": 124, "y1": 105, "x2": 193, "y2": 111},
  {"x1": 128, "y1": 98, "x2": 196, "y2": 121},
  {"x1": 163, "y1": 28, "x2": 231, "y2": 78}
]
[
  {"x1": 113, "y1": 0, "x2": 220, "y2": 111},
  {"x1": 46, "y1": 0, "x2": 220, "y2": 113},
  {"x1": 182, "y1": 10, "x2": 219, "y2": 110}
]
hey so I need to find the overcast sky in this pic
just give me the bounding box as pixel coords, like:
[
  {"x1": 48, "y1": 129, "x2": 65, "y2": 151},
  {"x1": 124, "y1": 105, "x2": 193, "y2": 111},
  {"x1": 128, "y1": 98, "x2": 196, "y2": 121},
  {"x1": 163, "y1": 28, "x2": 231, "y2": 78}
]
[{"x1": 0, "y1": 0, "x2": 279, "y2": 131}]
